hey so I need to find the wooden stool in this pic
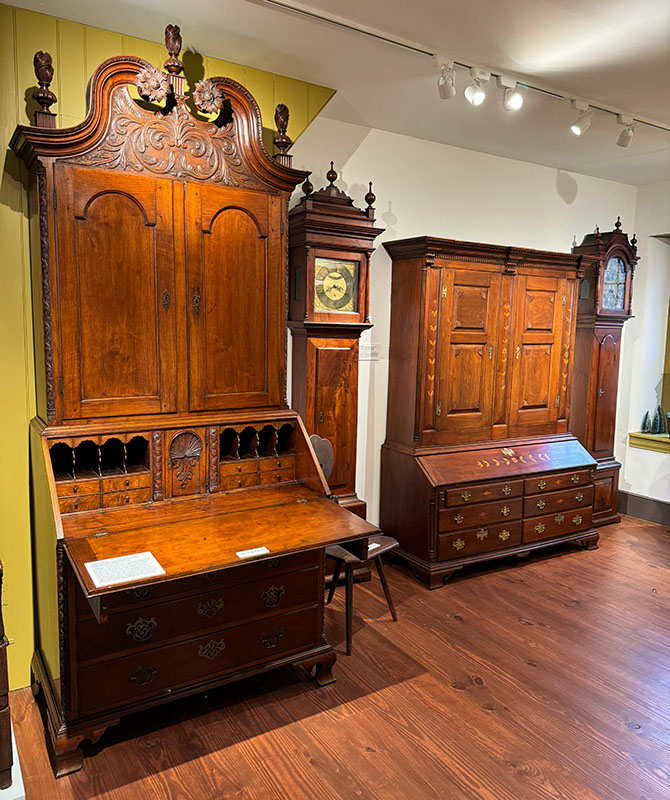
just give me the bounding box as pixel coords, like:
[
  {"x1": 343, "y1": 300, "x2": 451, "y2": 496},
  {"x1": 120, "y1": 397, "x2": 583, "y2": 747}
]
[{"x1": 325, "y1": 535, "x2": 399, "y2": 655}]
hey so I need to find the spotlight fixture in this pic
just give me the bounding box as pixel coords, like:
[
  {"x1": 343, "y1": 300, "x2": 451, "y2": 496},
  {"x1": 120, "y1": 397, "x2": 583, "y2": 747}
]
[
  {"x1": 616, "y1": 114, "x2": 636, "y2": 148},
  {"x1": 464, "y1": 67, "x2": 490, "y2": 106},
  {"x1": 437, "y1": 63, "x2": 456, "y2": 100},
  {"x1": 497, "y1": 75, "x2": 523, "y2": 111},
  {"x1": 570, "y1": 100, "x2": 593, "y2": 136}
]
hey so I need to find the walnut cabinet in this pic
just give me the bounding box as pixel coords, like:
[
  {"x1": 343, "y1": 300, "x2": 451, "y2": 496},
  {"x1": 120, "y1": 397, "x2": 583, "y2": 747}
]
[
  {"x1": 381, "y1": 237, "x2": 599, "y2": 588},
  {"x1": 12, "y1": 29, "x2": 377, "y2": 776}
]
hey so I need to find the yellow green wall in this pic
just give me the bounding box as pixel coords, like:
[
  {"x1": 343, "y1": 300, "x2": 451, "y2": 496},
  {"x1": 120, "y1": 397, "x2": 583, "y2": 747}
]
[{"x1": 0, "y1": 2, "x2": 334, "y2": 690}]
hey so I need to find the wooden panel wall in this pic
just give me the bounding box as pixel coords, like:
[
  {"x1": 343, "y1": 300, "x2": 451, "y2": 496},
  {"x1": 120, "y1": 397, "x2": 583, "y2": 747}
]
[{"x1": 0, "y1": 1, "x2": 334, "y2": 690}]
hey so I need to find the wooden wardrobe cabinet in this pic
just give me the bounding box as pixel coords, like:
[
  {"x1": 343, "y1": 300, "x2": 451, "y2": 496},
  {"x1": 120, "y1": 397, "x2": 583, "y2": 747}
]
[
  {"x1": 381, "y1": 237, "x2": 599, "y2": 588},
  {"x1": 13, "y1": 29, "x2": 377, "y2": 776}
]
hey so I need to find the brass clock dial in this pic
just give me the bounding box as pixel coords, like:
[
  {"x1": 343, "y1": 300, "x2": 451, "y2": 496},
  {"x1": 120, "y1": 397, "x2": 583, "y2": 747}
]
[{"x1": 314, "y1": 257, "x2": 358, "y2": 312}]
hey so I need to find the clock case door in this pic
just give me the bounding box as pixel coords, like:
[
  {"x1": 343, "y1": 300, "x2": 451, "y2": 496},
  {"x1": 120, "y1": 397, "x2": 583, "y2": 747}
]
[{"x1": 302, "y1": 248, "x2": 368, "y2": 324}]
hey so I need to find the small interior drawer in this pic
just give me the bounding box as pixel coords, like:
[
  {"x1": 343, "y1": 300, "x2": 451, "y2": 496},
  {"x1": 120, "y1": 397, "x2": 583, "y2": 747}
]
[
  {"x1": 219, "y1": 473, "x2": 259, "y2": 491},
  {"x1": 219, "y1": 459, "x2": 259, "y2": 477},
  {"x1": 259, "y1": 454, "x2": 296, "y2": 472},
  {"x1": 259, "y1": 467, "x2": 296, "y2": 485},
  {"x1": 102, "y1": 472, "x2": 151, "y2": 492},
  {"x1": 56, "y1": 478, "x2": 100, "y2": 498},
  {"x1": 59, "y1": 494, "x2": 100, "y2": 514},
  {"x1": 102, "y1": 487, "x2": 152, "y2": 508}
]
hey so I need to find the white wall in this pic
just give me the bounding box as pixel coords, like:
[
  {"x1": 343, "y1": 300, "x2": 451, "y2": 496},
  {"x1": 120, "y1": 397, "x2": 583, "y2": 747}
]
[
  {"x1": 291, "y1": 117, "x2": 639, "y2": 524},
  {"x1": 616, "y1": 180, "x2": 670, "y2": 503}
]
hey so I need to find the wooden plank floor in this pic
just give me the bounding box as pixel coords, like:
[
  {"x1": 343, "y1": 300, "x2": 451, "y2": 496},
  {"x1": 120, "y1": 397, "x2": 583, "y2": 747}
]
[{"x1": 11, "y1": 515, "x2": 670, "y2": 799}]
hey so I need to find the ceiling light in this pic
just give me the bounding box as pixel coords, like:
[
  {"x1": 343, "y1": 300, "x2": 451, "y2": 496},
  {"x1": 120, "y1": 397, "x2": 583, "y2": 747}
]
[
  {"x1": 616, "y1": 114, "x2": 636, "y2": 148},
  {"x1": 437, "y1": 64, "x2": 456, "y2": 100},
  {"x1": 497, "y1": 76, "x2": 523, "y2": 111},
  {"x1": 464, "y1": 68, "x2": 490, "y2": 106},
  {"x1": 569, "y1": 99, "x2": 592, "y2": 136}
]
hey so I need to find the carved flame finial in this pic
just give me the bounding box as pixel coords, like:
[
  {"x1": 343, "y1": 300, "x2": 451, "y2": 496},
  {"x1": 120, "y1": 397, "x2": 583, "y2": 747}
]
[
  {"x1": 273, "y1": 103, "x2": 293, "y2": 165},
  {"x1": 365, "y1": 181, "x2": 376, "y2": 211},
  {"x1": 32, "y1": 51, "x2": 57, "y2": 124},
  {"x1": 164, "y1": 24, "x2": 184, "y2": 76}
]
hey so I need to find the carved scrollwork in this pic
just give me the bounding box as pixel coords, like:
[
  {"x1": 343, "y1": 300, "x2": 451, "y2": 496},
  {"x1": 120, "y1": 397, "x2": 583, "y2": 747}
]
[
  {"x1": 169, "y1": 431, "x2": 203, "y2": 489},
  {"x1": 66, "y1": 88, "x2": 265, "y2": 188},
  {"x1": 261, "y1": 585, "x2": 285, "y2": 608},
  {"x1": 198, "y1": 638, "x2": 226, "y2": 660},
  {"x1": 193, "y1": 79, "x2": 224, "y2": 114},
  {"x1": 136, "y1": 65, "x2": 169, "y2": 103},
  {"x1": 260, "y1": 627, "x2": 284, "y2": 649},
  {"x1": 125, "y1": 616, "x2": 157, "y2": 642},
  {"x1": 37, "y1": 164, "x2": 55, "y2": 420},
  {"x1": 152, "y1": 431, "x2": 163, "y2": 501}
]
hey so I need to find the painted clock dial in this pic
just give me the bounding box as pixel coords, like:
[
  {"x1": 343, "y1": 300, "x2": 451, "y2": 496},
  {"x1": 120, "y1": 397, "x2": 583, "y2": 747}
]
[{"x1": 314, "y1": 257, "x2": 358, "y2": 312}]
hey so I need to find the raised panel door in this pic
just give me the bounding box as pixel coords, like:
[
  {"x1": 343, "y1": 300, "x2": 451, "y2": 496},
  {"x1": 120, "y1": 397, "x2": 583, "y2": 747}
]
[
  {"x1": 592, "y1": 330, "x2": 621, "y2": 456},
  {"x1": 310, "y1": 339, "x2": 358, "y2": 492},
  {"x1": 435, "y1": 269, "x2": 501, "y2": 440},
  {"x1": 186, "y1": 184, "x2": 282, "y2": 411},
  {"x1": 508, "y1": 275, "x2": 567, "y2": 431},
  {"x1": 55, "y1": 166, "x2": 177, "y2": 419}
]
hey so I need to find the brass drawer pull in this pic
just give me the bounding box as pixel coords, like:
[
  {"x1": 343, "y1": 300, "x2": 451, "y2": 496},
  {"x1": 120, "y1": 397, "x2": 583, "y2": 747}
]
[
  {"x1": 537, "y1": 480, "x2": 547, "y2": 490},
  {"x1": 453, "y1": 538, "x2": 465, "y2": 550},
  {"x1": 126, "y1": 587, "x2": 151, "y2": 599},
  {"x1": 73, "y1": 500, "x2": 79, "y2": 510},
  {"x1": 266, "y1": 558, "x2": 281, "y2": 570},
  {"x1": 261, "y1": 585, "x2": 285, "y2": 607},
  {"x1": 534, "y1": 522, "x2": 546, "y2": 534},
  {"x1": 198, "y1": 597, "x2": 225, "y2": 618},
  {"x1": 575, "y1": 492, "x2": 584, "y2": 502},
  {"x1": 130, "y1": 664, "x2": 157, "y2": 686},
  {"x1": 73, "y1": 485, "x2": 79, "y2": 493},
  {"x1": 554, "y1": 514, "x2": 565, "y2": 524},
  {"x1": 124, "y1": 494, "x2": 130, "y2": 503},
  {"x1": 125, "y1": 478, "x2": 130, "y2": 487},
  {"x1": 198, "y1": 638, "x2": 226, "y2": 660},
  {"x1": 454, "y1": 513, "x2": 464, "y2": 524},
  {"x1": 571, "y1": 474, "x2": 580, "y2": 484},
  {"x1": 125, "y1": 616, "x2": 157, "y2": 642},
  {"x1": 260, "y1": 627, "x2": 285, "y2": 649},
  {"x1": 476, "y1": 528, "x2": 488, "y2": 540},
  {"x1": 536, "y1": 499, "x2": 546, "y2": 510},
  {"x1": 502, "y1": 485, "x2": 512, "y2": 496},
  {"x1": 501, "y1": 506, "x2": 511, "y2": 517},
  {"x1": 461, "y1": 490, "x2": 472, "y2": 502},
  {"x1": 573, "y1": 514, "x2": 583, "y2": 526},
  {"x1": 498, "y1": 529, "x2": 511, "y2": 541}
]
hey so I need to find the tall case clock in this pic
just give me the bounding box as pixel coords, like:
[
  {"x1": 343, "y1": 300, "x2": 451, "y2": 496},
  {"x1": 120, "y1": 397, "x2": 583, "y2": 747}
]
[
  {"x1": 289, "y1": 164, "x2": 384, "y2": 517},
  {"x1": 570, "y1": 218, "x2": 638, "y2": 525}
]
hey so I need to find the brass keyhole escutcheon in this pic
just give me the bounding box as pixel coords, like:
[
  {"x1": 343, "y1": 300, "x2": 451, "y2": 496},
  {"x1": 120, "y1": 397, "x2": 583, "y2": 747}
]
[
  {"x1": 461, "y1": 490, "x2": 472, "y2": 502},
  {"x1": 575, "y1": 492, "x2": 584, "y2": 502},
  {"x1": 318, "y1": 411, "x2": 324, "y2": 424},
  {"x1": 571, "y1": 474, "x2": 580, "y2": 484},
  {"x1": 501, "y1": 506, "x2": 511, "y2": 517},
  {"x1": 538, "y1": 480, "x2": 547, "y2": 490},
  {"x1": 193, "y1": 288, "x2": 201, "y2": 313},
  {"x1": 502, "y1": 485, "x2": 511, "y2": 496},
  {"x1": 125, "y1": 478, "x2": 130, "y2": 487},
  {"x1": 537, "y1": 499, "x2": 546, "y2": 510},
  {"x1": 454, "y1": 513, "x2": 464, "y2": 524},
  {"x1": 162, "y1": 289, "x2": 171, "y2": 311},
  {"x1": 124, "y1": 495, "x2": 130, "y2": 503}
]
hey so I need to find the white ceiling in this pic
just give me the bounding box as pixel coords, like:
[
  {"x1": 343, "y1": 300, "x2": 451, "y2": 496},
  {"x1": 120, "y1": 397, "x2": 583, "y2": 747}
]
[{"x1": 13, "y1": 0, "x2": 670, "y2": 185}]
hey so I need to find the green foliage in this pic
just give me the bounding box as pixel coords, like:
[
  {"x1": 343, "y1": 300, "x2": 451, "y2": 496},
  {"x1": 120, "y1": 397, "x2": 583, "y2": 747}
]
[
  {"x1": 651, "y1": 404, "x2": 666, "y2": 434},
  {"x1": 641, "y1": 411, "x2": 652, "y2": 433}
]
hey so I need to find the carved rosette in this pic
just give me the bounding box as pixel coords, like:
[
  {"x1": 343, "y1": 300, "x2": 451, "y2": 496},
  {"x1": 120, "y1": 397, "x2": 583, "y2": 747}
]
[
  {"x1": 193, "y1": 79, "x2": 223, "y2": 114},
  {"x1": 67, "y1": 87, "x2": 265, "y2": 188},
  {"x1": 169, "y1": 431, "x2": 203, "y2": 489},
  {"x1": 136, "y1": 66, "x2": 169, "y2": 103},
  {"x1": 151, "y1": 431, "x2": 163, "y2": 500}
]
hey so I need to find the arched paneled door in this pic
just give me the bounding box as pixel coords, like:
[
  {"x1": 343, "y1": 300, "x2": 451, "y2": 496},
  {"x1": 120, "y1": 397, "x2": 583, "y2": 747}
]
[
  {"x1": 55, "y1": 166, "x2": 178, "y2": 419},
  {"x1": 592, "y1": 330, "x2": 621, "y2": 457},
  {"x1": 186, "y1": 184, "x2": 283, "y2": 411}
]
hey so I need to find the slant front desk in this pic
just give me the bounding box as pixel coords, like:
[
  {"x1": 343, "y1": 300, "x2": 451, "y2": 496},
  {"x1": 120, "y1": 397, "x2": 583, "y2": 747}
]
[{"x1": 13, "y1": 28, "x2": 376, "y2": 776}]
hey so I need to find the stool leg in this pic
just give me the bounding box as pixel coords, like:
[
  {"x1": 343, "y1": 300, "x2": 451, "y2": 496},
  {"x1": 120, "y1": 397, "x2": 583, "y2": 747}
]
[
  {"x1": 374, "y1": 556, "x2": 397, "y2": 621},
  {"x1": 327, "y1": 559, "x2": 342, "y2": 605},
  {"x1": 345, "y1": 562, "x2": 354, "y2": 655}
]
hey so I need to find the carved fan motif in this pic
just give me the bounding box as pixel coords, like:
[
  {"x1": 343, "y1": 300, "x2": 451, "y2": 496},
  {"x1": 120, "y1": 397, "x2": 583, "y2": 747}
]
[
  {"x1": 136, "y1": 66, "x2": 169, "y2": 103},
  {"x1": 193, "y1": 79, "x2": 223, "y2": 114},
  {"x1": 169, "y1": 431, "x2": 203, "y2": 489},
  {"x1": 67, "y1": 88, "x2": 264, "y2": 188}
]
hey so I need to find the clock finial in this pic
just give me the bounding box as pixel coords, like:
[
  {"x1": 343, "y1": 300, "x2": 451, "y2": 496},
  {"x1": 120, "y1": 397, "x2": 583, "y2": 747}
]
[
  {"x1": 365, "y1": 181, "x2": 376, "y2": 212},
  {"x1": 615, "y1": 216, "x2": 622, "y2": 230},
  {"x1": 301, "y1": 177, "x2": 314, "y2": 197},
  {"x1": 326, "y1": 161, "x2": 337, "y2": 185}
]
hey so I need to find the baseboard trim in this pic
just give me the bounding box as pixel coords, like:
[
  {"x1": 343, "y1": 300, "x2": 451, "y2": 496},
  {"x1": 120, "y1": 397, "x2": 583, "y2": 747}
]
[{"x1": 618, "y1": 491, "x2": 670, "y2": 526}]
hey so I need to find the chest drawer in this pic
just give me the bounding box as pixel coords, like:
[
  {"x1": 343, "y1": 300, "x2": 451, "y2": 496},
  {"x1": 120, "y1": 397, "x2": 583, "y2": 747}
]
[
  {"x1": 75, "y1": 550, "x2": 320, "y2": 616},
  {"x1": 525, "y1": 470, "x2": 590, "y2": 495},
  {"x1": 77, "y1": 605, "x2": 321, "y2": 714},
  {"x1": 75, "y1": 566, "x2": 320, "y2": 663},
  {"x1": 438, "y1": 498, "x2": 522, "y2": 532},
  {"x1": 524, "y1": 485, "x2": 594, "y2": 517},
  {"x1": 59, "y1": 494, "x2": 100, "y2": 514},
  {"x1": 219, "y1": 459, "x2": 258, "y2": 477},
  {"x1": 101, "y1": 472, "x2": 151, "y2": 492},
  {"x1": 443, "y1": 479, "x2": 523, "y2": 507},
  {"x1": 56, "y1": 479, "x2": 100, "y2": 498},
  {"x1": 438, "y1": 521, "x2": 521, "y2": 561},
  {"x1": 523, "y1": 506, "x2": 592, "y2": 543},
  {"x1": 102, "y1": 487, "x2": 152, "y2": 508}
]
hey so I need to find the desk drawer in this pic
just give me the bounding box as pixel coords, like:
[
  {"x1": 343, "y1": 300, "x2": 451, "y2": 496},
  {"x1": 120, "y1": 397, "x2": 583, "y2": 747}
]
[
  {"x1": 438, "y1": 521, "x2": 522, "y2": 561},
  {"x1": 59, "y1": 494, "x2": 100, "y2": 514},
  {"x1": 259, "y1": 455, "x2": 296, "y2": 472},
  {"x1": 523, "y1": 507, "x2": 592, "y2": 543},
  {"x1": 220, "y1": 473, "x2": 259, "y2": 491},
  {"x1": 444, "y1": 479, "x2": 523, "y2": 507},
  {"x1": 56, "y1": 479, "x2": 100, "y2": 498},
  {"x1": 219, "y1": 459, "x2": 258, "y2": 477},
  {"x1": 76, "y1": 567, "x2": 319, "y2": 663},
  {"x1": 259, "y1": 467, "x2": 296, "y2": 485},
  {"x1": 101, "y1": 472, "x2": 151, "y2": 492},
  {"x1": 75, "y1": 550, "x2": 320, "y2": 615},
  {"x1": 102, "y1": 487, "x2": 152, "y2": 508},
  {"x1": 524, "y1": 470, "x2": 590, "y2": 495},
  {"x1": 524, "y1": 485, "x2": 594, "y2": 517},
  {"x1": 438, "y1": 498, "x2": 522, "y2": 532},
  {"x1": 77, "y1": 605, "x2": 321, "y2": 714}
]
